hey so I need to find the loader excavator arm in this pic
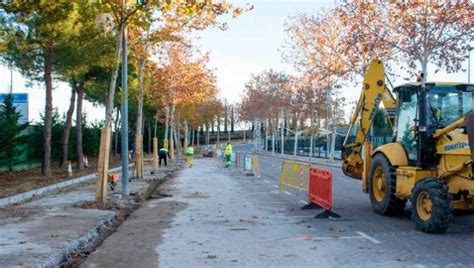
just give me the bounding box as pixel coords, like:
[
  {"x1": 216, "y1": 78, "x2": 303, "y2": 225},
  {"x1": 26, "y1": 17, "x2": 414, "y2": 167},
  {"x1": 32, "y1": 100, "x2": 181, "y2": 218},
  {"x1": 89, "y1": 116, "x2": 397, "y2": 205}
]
[{"x1": 342, "y1": 60, "x2": 393, "y2": 179}]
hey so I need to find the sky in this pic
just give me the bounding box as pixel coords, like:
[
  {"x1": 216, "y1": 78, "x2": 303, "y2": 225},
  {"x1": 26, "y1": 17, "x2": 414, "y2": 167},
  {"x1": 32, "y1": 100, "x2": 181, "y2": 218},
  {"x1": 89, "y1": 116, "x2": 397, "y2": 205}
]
[
  {"x1": 193, "y1": 0, "x2": 338, "y2": 103},
  {"x1": 0, "y1": 0, "x2": 472, "y2": 123}
]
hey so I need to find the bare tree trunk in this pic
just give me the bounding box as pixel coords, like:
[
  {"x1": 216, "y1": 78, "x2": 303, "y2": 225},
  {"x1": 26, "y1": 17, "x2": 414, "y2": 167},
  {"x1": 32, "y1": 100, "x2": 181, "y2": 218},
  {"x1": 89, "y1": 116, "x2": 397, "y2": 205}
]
[
  {"x1": 173, "y1": 125, "x2": 179, "y2": 157},
  {"x1": 230, "y1": 105, "x2": 234, "y2": 133},
  {"x1": 147, "y1": 120, "x2": 151, "y2": 155},
  {"x1": 76, "y1": 80, "x2": 85, "y2": 170},
  {"x1": 136, "y1": 59, "x2": 145, "y2": 136},
  {"x1": 264, "y1": 118, "x2": 269, "y2": 151},
  {"x1": 60, "y1": 85, "x2": 76, "y2": 167},
  {"x1": 184, "y1": 120, "x2": 189, "y2": 150},
  {"x1": 169, "y1": 103, "x2": 175, "y2": 159},
  {"x1": 197, "y1": 127, "x2": 200, "y2": 147},
  {"x1": 272, "y1": 131, "x2": 275, "y2": 155},
  {"x1": 191, "y1": 126, "x2": 195, "y2": 147},
  {"x1": 105, "y1": 24, "x2": 123, "y2": 126},
  {"x1": 176, "y1": 112, "x2": 181, "y2": 157},
  {"x1": 217, "y1": 116, "x2": 221, "y2": 146},
  {"x1": 327, "y1": 88, "x2": 336, "y2": 161},
  {"x1": 224, "y1": 103, "x2": 228, "y2": 133},
  {"x1": 135, "y1": 59, "x2": 145, "y2": 179},
  {"x1": 114, "y1": 108, "x2": 120, "y2": 158},
  {"x1": 169, "y1": 128, "x2": 174, "y2": 160},
  {"x1": 280, "y1": 110, "x2": 284, "y2": 156},
  {"x1": 164, "y1": 105, "x2": 170, "y2": 148},
  {"x1": 154, "y1": 114, "x2": 158, "y2": 138},
  {"x1": 42, "y1": 53, "x2": 53, "y2": 176},
  {"x1": 254, "y1": 119, "x2": 258, "y2": 149}
]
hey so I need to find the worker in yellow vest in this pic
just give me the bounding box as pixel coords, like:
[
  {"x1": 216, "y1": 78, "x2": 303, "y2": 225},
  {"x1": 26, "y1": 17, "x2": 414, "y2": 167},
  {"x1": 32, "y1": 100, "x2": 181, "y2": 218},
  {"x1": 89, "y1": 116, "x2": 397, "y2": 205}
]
[
  {"x1": 224, "y1": 142, "x2": 232, "y2": 168},
  {"x1": 186, "y1": 146, "x2": 194, "y2": 167}
]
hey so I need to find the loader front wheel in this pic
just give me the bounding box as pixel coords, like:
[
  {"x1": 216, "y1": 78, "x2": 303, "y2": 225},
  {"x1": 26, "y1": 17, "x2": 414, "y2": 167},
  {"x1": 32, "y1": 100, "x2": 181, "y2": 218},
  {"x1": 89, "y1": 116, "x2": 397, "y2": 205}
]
[
  {"x1": 411, "y1": 178, "x2": 453, "y2": 233},
  {"x1": 368, "y1": 154, "x2": 406, "y2": 215}
]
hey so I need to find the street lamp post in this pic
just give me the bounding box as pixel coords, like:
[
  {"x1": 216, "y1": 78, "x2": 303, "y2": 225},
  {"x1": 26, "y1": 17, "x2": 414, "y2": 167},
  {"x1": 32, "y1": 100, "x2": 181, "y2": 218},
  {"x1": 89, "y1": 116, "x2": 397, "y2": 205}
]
[{"x1": 120, "y1": 2, "x2": 129, "y2": 197}]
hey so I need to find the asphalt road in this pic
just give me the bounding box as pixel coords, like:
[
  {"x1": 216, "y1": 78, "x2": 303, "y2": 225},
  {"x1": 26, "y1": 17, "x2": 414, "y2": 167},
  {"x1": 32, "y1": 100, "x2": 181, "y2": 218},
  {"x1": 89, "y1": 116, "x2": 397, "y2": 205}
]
[{"x1": 234, "y1": 143, "x2": 474, "y2": 266}]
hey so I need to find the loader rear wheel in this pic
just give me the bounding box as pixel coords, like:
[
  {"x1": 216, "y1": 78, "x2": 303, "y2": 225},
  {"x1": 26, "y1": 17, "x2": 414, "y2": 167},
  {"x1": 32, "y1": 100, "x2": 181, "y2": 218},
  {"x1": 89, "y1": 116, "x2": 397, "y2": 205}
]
[
  {"x1": 411, "y1": 178, "x2": 453, "y2": 233},
  {"x1": 368, "y1": 154, "x2": 406, "y2": 215}
]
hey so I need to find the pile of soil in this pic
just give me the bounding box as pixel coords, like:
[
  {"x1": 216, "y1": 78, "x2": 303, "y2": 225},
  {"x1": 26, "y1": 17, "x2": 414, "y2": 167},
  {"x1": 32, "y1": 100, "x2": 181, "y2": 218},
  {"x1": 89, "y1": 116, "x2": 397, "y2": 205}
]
[{"x1": 0, "y1": 156, "x2": 122, "y2": 199}]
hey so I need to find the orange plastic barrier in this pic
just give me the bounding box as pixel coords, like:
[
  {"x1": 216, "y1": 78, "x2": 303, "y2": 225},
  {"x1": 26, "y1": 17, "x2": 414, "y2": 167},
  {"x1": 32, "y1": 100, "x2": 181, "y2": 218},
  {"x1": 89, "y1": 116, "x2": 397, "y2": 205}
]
[{"x1": 308, "y1": 167, "x2": 332, "y2": 211}]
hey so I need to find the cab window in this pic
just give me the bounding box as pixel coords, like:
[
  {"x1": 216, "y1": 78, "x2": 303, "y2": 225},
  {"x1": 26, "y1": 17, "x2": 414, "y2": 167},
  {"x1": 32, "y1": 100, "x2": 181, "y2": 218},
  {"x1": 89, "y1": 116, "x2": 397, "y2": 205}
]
[
  {"x1": 427, "y1": 86, "x2": 474, "y2": 128},
  {"x1": 395, "y1": 88, "x2": 418, "y2": 162}
]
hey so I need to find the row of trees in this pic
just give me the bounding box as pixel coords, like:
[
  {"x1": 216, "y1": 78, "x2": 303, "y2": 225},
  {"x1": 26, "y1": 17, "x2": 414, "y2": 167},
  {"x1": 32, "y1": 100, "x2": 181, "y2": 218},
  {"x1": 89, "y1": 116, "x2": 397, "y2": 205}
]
[
  {"x1": 0, "y1": 1, "x2": 249, "y2": 175},
  {"x1": 239, "y1": 1, "x2": 473, "y2": 148},
  {"x1": 0, "y1": 94, "x2": 103, "y2": 172}
]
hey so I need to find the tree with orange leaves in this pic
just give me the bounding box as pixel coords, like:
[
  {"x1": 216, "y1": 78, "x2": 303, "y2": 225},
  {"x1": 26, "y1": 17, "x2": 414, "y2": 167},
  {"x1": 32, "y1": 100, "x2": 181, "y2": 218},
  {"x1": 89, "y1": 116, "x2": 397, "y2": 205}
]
[
  {"x1": 340, "y1": 1, "x2": 473, "y2": 82},
  {"x1": 283, "y1": 11, "x2": 349, "y2": 159},
  {"x1": 150, "y1": 41, "x2": 219, "y2": 158},
  {"x1": 240, "y1": 70, "x2": 290, "y2": 153}
]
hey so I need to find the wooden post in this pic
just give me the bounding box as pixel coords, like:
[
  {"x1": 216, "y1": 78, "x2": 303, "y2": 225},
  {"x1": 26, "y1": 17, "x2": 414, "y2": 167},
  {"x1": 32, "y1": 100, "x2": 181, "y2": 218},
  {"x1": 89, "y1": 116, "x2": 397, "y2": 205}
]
[
  {"x1": 96, "y1": 126, "x2": 111, "y2": 205},
  {"x1": 135, "y1": 134, "x2": 144, "y2": 179},
  {"x1": 153, "y1": 137, "x2": 158, "y2": 174}
]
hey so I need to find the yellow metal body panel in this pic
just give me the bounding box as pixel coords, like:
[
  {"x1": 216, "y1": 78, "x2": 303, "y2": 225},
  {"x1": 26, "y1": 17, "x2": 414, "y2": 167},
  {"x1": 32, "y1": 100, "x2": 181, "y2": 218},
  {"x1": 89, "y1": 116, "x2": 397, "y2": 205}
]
[
  {"x1": 436, "y1": 130, "x2": 470, "y2": 156},
  {"x1": 395, "y1": 167, "x2": 435, "y2": 198},
  {"x1": 372, "y1": 142, "x2": 408, "y2": 166},
  {"x1": 435, "y1": 127, "x2": 474, "y2": 209},
  {"x1": 361, "y1": 143, "x2": 372, "y2": 193}
]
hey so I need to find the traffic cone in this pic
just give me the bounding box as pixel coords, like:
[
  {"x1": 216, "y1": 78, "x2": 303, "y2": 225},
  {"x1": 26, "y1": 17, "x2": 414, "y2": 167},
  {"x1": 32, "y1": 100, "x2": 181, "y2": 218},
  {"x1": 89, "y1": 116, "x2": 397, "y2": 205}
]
[{"x1": 67, "y1": 161, "x2": 73, "y2": 177}]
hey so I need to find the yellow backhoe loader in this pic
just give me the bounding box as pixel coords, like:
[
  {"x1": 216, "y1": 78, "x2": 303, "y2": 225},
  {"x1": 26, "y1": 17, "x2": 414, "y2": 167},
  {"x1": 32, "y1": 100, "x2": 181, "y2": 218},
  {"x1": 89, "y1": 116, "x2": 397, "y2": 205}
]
[{"x1": 342, "y1": 60, "x2": 474, "y2": 233}]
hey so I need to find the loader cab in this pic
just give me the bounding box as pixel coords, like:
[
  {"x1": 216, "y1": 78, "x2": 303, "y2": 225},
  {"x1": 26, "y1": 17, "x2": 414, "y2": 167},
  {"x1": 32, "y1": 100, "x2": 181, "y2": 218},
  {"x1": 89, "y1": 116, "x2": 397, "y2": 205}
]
[{"x1": 393, "y1": 83, "x2": 474, "y2": 166}]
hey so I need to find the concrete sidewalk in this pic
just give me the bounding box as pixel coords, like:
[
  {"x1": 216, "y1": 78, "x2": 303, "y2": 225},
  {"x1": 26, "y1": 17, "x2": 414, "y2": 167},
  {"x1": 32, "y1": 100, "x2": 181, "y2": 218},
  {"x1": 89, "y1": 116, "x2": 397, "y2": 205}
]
[
  {"x1": 0, "y1": 165, "x2": 174, "y2": 267},
  {"x1": 81, "y1": 157, "x2": 382, "y2": 267}
]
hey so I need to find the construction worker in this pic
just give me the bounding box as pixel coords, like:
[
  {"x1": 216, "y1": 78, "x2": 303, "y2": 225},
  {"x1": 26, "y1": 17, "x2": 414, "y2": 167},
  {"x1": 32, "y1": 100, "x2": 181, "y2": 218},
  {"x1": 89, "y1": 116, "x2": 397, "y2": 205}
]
[
  {"x1": 186, "y1": 146, "x2": 194, "y2": 167},
  {"x1": 224, "y1": 142, "x2": 232, "y2": 168},
  {"x1": 159, "y1": 147, "x2": 170, "y2": 167}
]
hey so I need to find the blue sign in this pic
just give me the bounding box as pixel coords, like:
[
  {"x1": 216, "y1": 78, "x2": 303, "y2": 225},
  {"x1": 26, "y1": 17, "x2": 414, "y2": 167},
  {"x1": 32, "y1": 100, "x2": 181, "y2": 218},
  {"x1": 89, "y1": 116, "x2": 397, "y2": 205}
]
[{"x1": 0, "y1": 93, "x2": 29, "y2": 123}]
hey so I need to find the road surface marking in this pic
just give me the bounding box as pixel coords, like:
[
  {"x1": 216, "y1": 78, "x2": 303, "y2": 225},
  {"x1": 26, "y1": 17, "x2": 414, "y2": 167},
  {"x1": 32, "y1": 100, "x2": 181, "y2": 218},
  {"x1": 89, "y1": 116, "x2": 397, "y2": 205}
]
[
  {"x1": 264, "y1": 235, "x2": 364, "y2": 242},
  {"x1": 356, "y1": 231, "x2": 381, "y2": 244},
  {"x1": 263, "y1": 179, "x2": 270, "y2": 183},
  {"x1": 246, "y1": 191, "x2": 279, "y2": 195},
  {"x1": 254, "y1": 201, "x2": 303, "y2": 205},
  {"x1": 300, "y1": 200, "x2": 307, "y2": 204},
  {"x1": 284, "y1": 191, "x2": 293, "y2": 196},
  {"x1": 272, "y1": 185, "x2": 278, "y2": 189}
]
